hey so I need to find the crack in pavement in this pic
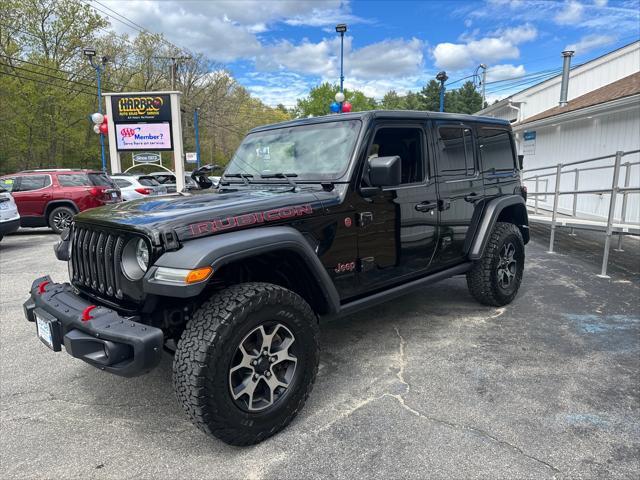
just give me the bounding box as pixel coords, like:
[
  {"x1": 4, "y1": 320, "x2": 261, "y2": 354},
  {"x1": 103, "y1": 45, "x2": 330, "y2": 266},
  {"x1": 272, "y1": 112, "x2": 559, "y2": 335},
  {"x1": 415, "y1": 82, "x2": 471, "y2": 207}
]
[{"x1": 311, "y1": 325, "x2": 560, "y2": 475}]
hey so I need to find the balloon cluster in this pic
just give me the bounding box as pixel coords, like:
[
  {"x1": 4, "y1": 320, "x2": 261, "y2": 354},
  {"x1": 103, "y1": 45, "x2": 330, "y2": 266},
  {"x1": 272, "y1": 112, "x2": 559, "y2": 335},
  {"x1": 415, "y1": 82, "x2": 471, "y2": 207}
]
[
  {"x1": 91, "y1": 112, "x2": 108, "y2": 135},
  {"x1": 329, "y1": 92, "x2": 352, "y2": 114}
]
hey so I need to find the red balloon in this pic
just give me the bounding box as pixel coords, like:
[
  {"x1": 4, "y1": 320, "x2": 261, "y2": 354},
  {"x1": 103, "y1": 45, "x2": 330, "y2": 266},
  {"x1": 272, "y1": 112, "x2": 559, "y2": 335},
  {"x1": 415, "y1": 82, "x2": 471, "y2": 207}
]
[
  {"x1": 99, "y1": 122, "x2": 108, "y2": 134},
  {"x1": 341, "y1": 101, "x2": 352, "y2": 113}
]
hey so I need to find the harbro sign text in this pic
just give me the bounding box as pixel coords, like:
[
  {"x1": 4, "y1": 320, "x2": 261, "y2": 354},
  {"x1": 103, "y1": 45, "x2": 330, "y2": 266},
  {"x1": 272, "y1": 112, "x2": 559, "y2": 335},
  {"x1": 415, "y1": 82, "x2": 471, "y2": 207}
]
[{"x1": 111, "y1": 94, "x2": 172, "y2": 122}]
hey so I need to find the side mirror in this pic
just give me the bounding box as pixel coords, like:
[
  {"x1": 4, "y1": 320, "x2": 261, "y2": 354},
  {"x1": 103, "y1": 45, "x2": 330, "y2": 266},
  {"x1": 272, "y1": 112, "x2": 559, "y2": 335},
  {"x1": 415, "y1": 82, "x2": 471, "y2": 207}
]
[
  {"x1": 517, "y1": 154, "x2": 524, "y2": 170},
  {"x1": 369, "y1": 155, "x2": 401, "y2": 187}
]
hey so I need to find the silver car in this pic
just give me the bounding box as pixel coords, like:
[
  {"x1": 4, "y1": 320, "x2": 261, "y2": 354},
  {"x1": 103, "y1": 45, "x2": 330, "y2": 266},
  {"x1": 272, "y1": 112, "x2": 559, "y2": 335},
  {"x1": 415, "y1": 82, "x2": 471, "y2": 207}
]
[
  {"x1": 0, "y1": 184, "x2": 20, "y2": 241},
  {"x1": 110, "y1": 174, "x2": 168, "y2": 201}
]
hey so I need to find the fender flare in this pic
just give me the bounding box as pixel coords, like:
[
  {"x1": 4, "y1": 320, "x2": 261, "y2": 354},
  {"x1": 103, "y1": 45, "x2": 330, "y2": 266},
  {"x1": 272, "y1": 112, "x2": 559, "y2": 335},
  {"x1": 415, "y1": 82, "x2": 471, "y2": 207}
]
[
  {"x1": 45, "y1": 199, "x2": 79, "y2": 216},
  {"x1": 144, "y1": 226, "x2": 341, "y2": 314},
  {"x1": 466, "y1": 195, "x2": 529, "y2": 260}
]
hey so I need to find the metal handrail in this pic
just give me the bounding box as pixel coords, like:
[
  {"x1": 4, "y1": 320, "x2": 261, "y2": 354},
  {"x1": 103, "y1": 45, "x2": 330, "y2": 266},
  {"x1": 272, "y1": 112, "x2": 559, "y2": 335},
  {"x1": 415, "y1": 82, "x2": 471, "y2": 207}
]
[{"x1": 521, "y1": 149, "x2": 640, "y2": 278}]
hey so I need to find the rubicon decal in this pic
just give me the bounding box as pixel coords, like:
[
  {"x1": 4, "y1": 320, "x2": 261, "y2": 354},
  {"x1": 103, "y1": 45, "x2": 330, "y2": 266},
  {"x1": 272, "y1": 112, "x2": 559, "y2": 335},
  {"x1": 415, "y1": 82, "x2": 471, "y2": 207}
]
[{"x1": 187, "y1": 204, "x2": 314, "y2": 237}]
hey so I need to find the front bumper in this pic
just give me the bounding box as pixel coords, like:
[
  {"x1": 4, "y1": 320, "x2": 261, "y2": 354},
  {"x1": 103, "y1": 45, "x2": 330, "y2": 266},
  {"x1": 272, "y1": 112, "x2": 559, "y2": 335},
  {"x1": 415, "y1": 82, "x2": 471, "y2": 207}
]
[{"x1": 24, "y1": 276, "x2": 163, "y2": 377}]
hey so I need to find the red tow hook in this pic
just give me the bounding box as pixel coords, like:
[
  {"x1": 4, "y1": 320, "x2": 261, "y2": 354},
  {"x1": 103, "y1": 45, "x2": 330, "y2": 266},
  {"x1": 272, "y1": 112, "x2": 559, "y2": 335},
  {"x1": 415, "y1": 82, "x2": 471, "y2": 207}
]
[
  {"x1": 82, "y1": 305, "x2": 97, "y2": 322},
  {"x1": 37, "y1": 281, "x2": 50, "y2": 294}
]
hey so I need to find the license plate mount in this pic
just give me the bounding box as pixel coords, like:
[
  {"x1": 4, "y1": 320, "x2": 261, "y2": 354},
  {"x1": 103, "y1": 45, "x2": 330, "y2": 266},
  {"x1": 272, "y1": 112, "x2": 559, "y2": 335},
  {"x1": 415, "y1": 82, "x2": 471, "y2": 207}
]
[{"x1": 35, "y1": 309, "x2": 63, "y2": 352}]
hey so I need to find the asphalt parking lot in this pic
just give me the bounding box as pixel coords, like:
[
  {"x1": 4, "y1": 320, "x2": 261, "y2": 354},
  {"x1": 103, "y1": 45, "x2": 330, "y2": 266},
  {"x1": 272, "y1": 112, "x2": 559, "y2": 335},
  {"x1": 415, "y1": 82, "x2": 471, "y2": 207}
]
[{"x1": 1, "y1": 227, "x2": 638, "y2": 479}]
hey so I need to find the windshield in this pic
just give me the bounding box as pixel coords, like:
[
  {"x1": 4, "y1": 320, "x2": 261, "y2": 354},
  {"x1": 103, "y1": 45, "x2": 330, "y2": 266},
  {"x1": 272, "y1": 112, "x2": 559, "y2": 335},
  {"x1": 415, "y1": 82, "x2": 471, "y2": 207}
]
[{"x1": 225, "y1": 120, "x2": 361, "y2": 181}]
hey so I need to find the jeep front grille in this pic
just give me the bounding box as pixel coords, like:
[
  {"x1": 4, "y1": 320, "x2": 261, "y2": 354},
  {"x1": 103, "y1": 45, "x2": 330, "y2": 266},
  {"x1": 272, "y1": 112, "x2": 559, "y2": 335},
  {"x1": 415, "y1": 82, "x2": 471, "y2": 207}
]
[{"x1": 71, "y1": 225, "x2": 126, "y2": 299}]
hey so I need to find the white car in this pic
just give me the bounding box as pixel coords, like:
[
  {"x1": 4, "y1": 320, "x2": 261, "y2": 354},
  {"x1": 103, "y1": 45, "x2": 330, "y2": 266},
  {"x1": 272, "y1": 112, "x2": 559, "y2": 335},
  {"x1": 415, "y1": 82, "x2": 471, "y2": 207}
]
[
  {"x1": 0, "y1": 184, "x2": 20, "y2": 241},
  {"x1": 111, "y1": 174, "x2": 168, "y2": 201}
]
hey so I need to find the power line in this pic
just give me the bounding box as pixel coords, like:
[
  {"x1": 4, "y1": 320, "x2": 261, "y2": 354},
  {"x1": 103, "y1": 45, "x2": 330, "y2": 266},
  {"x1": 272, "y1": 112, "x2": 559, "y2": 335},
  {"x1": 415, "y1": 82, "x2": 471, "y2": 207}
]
[
  {"x1": 0, "y1": 70, "x2": 95, "y2": 97},
  {"x1": 0, "y1": 61, "x2": 100, "y2": 90}
]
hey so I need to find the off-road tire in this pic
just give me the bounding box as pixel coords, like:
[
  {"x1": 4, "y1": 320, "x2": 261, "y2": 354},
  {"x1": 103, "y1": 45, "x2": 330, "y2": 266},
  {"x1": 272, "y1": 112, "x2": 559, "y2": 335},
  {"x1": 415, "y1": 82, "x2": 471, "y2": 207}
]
[
  {"x1": 48, "y1": 206, "x2": 75, "y2": 234},
  {"x1": 173, "y1": 282, "x2": 319, "y2": 446},
  {"x1": 466, "y1": 222, "x2": 525, "y2": 307}
]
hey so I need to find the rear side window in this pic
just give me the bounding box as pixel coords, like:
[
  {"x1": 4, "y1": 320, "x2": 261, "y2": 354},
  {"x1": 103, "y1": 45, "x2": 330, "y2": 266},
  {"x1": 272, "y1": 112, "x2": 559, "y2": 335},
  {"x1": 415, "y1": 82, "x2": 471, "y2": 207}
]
[
  {"x1": 478, "y1": 128, "x2": 516, "y2": 172},
  {"x1": 113, "y1": 178, "x2": 132, "y2": 188},
  {"x1": 138, "y1": 177, "x2": 159, "y2": 186},
  {"x1": 17, "y1": 175, "x2": 50, "y2": 191},
  {"x1": 88, "y1": 173, "x2": 116, "y2": 187},
  {"x1": 436, "y1": 127, "x2": 475, "y2": 178},
  {"x1": 0, "y1": 177, "x2": 16, "y2": 191},
  {"x1": 58, "y1": 174, "x2": 90, "y2": 187}
]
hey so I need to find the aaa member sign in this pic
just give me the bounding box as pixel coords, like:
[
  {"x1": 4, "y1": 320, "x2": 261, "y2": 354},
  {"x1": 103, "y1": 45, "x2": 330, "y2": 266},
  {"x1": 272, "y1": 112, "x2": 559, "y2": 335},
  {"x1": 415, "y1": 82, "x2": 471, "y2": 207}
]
[{"x1": 116, "y1": 123, "x2": 172, "y2": 151}]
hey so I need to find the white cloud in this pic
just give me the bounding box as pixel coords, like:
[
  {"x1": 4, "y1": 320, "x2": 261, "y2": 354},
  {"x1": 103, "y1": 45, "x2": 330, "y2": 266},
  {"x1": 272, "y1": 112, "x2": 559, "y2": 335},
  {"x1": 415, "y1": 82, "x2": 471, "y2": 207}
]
[
  {"x1": 432, "y1": 24, "x2": 536, "y2": 71},
  {"x1": 485, "y1": 64, "x2": 526, "y2": 82},
  {"x1": 555, "y1": 1, "x2": 584, "y2": 24},
  {"x1": 349, "y1": 38, "x2": 424, "y2": 78},
  {"x1": 565, "y1": 34, "x2": 616, "y2": 54},
  {"x1": 593, "y1": 0, "x2": 608, "y2": 6}
]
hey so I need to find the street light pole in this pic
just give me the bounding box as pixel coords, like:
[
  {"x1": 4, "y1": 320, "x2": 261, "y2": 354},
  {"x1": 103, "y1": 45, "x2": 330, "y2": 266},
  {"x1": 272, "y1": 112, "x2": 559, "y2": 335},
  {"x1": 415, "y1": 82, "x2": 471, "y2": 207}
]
[
  {"x1": 84, "y1": 48, "x2": 108, "y2": 171},
  {"x1": 335, "y1": 24, "x2": 347, "y2": 112},
  {"x1": 194, "y1": 108, "x2": 201, "y2": 169},
  {"x1": 436, "y1": 71, "x2": 448, "y2": 112}
]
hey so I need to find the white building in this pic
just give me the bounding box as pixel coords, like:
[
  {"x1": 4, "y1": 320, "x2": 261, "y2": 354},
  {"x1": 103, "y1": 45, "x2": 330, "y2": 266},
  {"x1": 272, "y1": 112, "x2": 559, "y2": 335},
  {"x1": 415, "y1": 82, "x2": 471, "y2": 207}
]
[{"x1": 477, "y1": 41, "x2": 640, "y2": 224}]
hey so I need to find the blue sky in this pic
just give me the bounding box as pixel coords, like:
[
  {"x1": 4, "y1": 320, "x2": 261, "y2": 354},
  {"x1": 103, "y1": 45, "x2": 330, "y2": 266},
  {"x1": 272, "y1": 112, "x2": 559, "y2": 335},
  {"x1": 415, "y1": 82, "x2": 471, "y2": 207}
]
[{"x1": 98, "y1": 0, "x2": 640, "y2": 106}]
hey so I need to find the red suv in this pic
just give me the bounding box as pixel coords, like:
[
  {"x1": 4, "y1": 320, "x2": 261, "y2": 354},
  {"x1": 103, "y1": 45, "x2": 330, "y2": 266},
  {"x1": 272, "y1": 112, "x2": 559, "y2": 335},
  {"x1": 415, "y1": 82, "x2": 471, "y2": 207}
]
[{"x1": 0, "y1": 169, "x2": 121, "y2": 234}]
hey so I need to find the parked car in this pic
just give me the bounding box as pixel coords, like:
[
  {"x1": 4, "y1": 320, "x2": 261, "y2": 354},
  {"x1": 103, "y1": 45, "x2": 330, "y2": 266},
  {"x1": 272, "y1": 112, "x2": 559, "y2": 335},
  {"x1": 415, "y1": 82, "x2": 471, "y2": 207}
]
[
  {"x1": 110, "y1": 173, "x2": 168, "y2": 201},
  {"x1": 0, "y1": 169, "x2": 121, "y2": 234},
  {"x1": 147, "y1": 171, "x2": 199, "y2": 193},
  {"x1": 24, "y1": 110, "x2": 528, "y2": 446},
  {"x1": 0, "y1": 184, "x2": 20, "y2": 241}
]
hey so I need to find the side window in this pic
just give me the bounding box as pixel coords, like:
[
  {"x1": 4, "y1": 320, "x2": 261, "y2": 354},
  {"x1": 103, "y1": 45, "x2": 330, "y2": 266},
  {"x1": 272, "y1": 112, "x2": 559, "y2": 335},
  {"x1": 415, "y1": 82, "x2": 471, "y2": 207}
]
[
  {"x1": 0, "y1": 177, "x2": 16, "y2": 191},
  {"x1": 58, "y1": 174, "x2": 90, "y2": 187},
  {"x1": 366, "y1": 127, "x2": 424, "y2": 185},
  {"x1": 436, "y1": 127, "x2": 475, "y2": 178},
  {"x1": 113, "y1": 179, "x2": 132, "y2": 188},
  {"x1": 16, "y1": 175, "x2": 50, "y2": 191},
  {"x1": 478, "y1": 128, "x2": 516, "y2": 172}
]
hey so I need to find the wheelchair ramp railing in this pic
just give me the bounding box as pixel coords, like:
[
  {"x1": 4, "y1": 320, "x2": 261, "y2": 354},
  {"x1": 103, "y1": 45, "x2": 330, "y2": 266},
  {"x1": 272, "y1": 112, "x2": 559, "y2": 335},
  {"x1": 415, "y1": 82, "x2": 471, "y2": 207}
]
[{"x1": 522, "y1": 149, "x2": 640, "y2": 278}]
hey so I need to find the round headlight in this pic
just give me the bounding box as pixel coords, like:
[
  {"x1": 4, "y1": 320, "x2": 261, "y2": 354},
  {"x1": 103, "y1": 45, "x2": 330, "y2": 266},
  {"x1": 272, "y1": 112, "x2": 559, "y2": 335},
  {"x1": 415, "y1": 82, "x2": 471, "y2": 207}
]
[
  {"x1": 135, "y1": 239, "x2": 149, "y2": 271},
  {"x1": 121, "y1": 238, "x2": 150, "y2": 281}
]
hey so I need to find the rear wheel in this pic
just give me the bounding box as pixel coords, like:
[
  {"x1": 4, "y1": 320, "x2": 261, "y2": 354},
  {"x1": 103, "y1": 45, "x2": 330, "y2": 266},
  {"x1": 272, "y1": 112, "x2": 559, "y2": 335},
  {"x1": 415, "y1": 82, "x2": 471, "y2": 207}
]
[
  {"x1": 466, "y1": 222, "x2": 525, "y2": 306},
  {"x1": 173, "y1": 282, "x2": 319, "y2": 445},
  {"x1": 48, "y1": 206, "x2": 74, "y2": 234}
]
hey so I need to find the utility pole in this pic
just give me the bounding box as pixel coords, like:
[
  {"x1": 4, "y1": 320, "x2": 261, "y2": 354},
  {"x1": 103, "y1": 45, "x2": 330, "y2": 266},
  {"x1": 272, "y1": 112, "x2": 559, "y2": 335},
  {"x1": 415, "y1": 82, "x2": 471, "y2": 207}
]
[
  {"x1": 154, "y1": 56, "x2": 191, "y2": 90},
  {"x1": 479, "y1": 64, "x2": 487, "y2": 107}
]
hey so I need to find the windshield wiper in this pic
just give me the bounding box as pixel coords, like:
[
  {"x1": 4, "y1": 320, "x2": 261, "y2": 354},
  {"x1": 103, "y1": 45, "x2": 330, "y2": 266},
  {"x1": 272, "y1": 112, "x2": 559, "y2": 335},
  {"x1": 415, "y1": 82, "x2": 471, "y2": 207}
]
[
  {"x1": 260, "y1": 172, "x2": 298, "y2": 190},
  {"x1": 224, "y1": 173, "x2": 254, "y2": 185}
]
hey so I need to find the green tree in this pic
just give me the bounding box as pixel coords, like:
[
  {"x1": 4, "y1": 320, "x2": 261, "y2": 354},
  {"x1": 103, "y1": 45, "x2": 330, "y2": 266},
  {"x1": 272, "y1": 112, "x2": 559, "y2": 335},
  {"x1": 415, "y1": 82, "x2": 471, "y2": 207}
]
[
  {"x1": 402, "y1": 91, "x2": 422, "y2": 110},
  {"x1": 293, "y1": 82, "x2": 376, "y2": 118},
  {"x1": 445, "y1": 81, "x2": 483, "y2": 114},
  {"x1": 417, "y1": 80, "x2": 441, "y2": 111},
  {"x1": 380, "y1": 90, "x2": 404, "y2": 110}
]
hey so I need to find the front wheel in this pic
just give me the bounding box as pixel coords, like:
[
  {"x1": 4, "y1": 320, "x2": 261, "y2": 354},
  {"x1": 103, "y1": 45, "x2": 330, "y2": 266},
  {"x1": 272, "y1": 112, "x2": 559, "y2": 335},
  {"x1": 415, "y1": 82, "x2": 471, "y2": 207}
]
[
  {"x1": 173, "y1": 282, "x2": 319, "y2": 445},
  {"x1": 466, "y1": 222, "x2": 525, "y2": 306}
]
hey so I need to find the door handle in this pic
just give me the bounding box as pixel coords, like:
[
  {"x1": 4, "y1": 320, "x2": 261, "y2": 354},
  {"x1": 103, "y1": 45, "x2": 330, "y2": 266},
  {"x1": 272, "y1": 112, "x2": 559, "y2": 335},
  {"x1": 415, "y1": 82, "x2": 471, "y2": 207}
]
[
  {"x1": 415, "y1": 201, "x2": 437, "y2": 212},
  {"x1": 464, "y1": 192, "x2": 480, "y2": 203}
]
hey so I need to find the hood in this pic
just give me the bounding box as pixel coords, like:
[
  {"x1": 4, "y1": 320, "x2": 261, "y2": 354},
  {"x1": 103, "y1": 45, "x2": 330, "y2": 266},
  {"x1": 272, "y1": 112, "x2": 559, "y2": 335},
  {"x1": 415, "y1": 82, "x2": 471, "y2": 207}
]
[{"x1": 75, "y1": 185, "x2": 333, "y2": 241}]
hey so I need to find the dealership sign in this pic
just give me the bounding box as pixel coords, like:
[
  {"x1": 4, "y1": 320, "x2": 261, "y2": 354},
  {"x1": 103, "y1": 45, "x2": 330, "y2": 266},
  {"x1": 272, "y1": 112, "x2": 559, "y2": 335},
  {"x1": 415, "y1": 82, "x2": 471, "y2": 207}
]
[
  {"x1": 116, "y1": 123, "x2": 172, "y2": 151},
  {"x1": 111, "y1": 94, "x2": 172, "y2": 122},
  {"x1": 133, "y1": 152, "x2": 162, "y2": 164}
]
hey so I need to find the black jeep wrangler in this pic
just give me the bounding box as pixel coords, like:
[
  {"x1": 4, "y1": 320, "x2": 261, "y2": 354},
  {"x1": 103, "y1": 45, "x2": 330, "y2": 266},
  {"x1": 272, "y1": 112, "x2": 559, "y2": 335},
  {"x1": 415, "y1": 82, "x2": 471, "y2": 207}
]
[{"x1": 24, "y1": 111, "x2": 529, "y2": 445}]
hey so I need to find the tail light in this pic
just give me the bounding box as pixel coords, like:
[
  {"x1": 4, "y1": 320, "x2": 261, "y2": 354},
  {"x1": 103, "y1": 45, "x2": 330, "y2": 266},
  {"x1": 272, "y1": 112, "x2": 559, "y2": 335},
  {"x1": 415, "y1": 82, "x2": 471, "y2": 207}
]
[
  {"x1": 135, "y1": 187, "x2": 153, "y2": 195},
  {"x1": 89, "y1": 187, "x2": 103, "y2": 197}
]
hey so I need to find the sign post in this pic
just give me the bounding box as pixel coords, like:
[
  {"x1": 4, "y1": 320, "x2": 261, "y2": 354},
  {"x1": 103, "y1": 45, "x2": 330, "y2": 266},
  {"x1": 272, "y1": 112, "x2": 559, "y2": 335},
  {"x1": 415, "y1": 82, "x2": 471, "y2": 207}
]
[{"x1": 103, "y1": 91, "x2": 185, "y2": 192}]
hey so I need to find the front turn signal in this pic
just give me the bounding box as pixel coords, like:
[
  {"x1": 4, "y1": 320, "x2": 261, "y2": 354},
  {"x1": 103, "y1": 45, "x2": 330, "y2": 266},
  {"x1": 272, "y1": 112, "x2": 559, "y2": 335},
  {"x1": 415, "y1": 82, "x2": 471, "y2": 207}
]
[{"x1": 185, "y1": 266, "x2": 213, "y2": 284}]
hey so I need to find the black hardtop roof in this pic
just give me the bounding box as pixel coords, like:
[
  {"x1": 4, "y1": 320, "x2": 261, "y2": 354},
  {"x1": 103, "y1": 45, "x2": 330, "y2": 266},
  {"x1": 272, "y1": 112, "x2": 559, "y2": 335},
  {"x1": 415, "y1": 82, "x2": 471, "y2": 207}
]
[{"x1": 249, "y1": 110, "x2": 510, "y2": 133}]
